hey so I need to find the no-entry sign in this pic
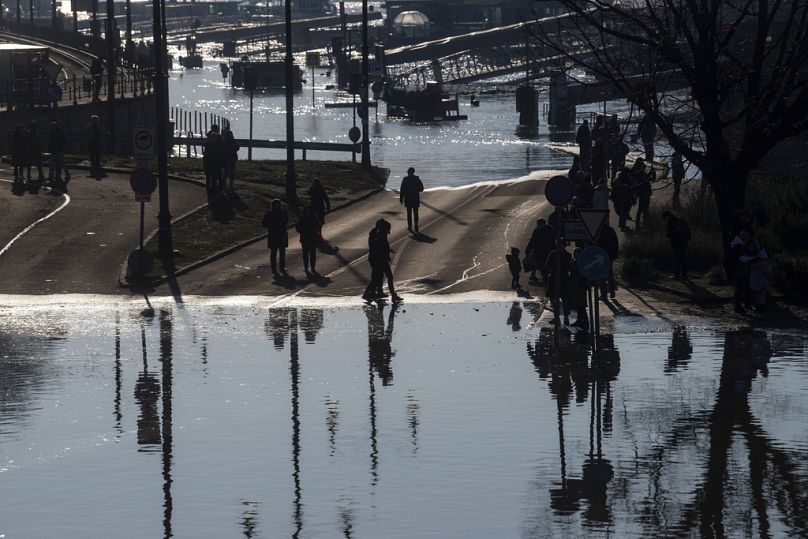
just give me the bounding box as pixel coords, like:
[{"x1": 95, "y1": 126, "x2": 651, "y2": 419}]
[
  {"x1": 545, "y1": 175, "x2": 574, "y2": 207},
  {"x1": 130, "y1": 168, "x2": 157, "y2": 200}
]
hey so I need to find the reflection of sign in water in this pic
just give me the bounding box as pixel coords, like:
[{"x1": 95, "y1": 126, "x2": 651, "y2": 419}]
[
  {"x1": 577, "y1": 245, "x2": 610, "y2": 281},
  {"x1": 132, "y1": 127, "x2": 156, "y2": 160},
  {"x1": 545, "y1": 175, "x2": 574, "y2": 207}
]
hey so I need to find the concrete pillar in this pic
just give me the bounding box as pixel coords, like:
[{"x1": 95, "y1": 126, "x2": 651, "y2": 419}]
[{"x1": 548, "y1": 71, "x2": 574, "y2": 128}]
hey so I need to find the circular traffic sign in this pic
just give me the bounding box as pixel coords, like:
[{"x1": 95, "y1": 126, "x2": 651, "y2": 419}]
[
  {"x1": 545, "y1": 175, "x2": 574, "y2": 207},
  {"x1": 130, "y1": 168, "x2": 157, "y2": 195},
  {"x1": 134, "y1": 129, "x2": 153, "y2": 152},
  {"x1": 348, "y1": 126, "x2": 361, "y2": 143},
  {"x1": 577, "y1": 245, "x2": 610, "y2": 281}
]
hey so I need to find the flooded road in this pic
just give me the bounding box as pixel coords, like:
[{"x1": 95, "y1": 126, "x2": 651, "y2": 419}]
[{"x1": 1, "y1": 299, "x2": 807, "y2": 537}]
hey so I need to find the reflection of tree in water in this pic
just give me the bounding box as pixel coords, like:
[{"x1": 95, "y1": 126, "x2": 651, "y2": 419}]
[
  {"x1": 666, "y1": 325, "x2": 693, "y2": 374},
  {"x1": 365, "y1": 304, "x2": 397, "y2": 386},
  {"x1": 526, "y1": 327, "x2": 622, "y2": 528},
  {"x1": 507, "y1": 302, "x2": 523, "y2": 331}
]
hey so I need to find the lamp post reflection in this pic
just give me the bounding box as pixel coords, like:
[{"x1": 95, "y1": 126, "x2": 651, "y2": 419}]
[{"x1": 160, "y1": 308, "x2": 174, "y2": 539}]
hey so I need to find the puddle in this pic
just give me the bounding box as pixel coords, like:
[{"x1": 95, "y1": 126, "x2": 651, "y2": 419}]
[{"x1": 0, "y1": 301, "x2": 806, "y2": 537}]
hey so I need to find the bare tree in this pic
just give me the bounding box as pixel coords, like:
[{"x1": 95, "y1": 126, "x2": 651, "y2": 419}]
[{"x1": 531, "y1": 0, "x2": 808, "y2": 255}]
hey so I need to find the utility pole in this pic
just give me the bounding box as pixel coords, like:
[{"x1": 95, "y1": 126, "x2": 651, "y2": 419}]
[
  {"x1": 28, "y1": 0, "x2": 32, "y2": 27},
  {"x1": 284, "y1": 0, "x2": 297, "y2": 206},
  {"x1": 360, "y1": 0, "x2": 370, "y2": 167},
  {"x1": 106, "y1": 0, "x2": 116, "y2": 153},
  {"x1": 51, "y1": 0, "x2": 56, "y2": 30},
  {"x1": 152, "y1": 0, "x2": 172, "y2": 259},
  {"x1": 125, "y1": 0, "x2": 132, "y2": 50},
  {"x1": 91, "y1": 0, "x2": 98, "y2": 37}
]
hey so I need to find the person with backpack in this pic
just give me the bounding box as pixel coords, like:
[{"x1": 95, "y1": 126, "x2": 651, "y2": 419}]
[{"x1": 662, "y1": 210, "x2": 691, "y2": 279}]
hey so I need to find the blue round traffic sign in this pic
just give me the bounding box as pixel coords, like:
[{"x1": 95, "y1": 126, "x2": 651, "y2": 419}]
[
  {"x1": 577, "y1": 245, "x2": 610, "y2": 281},
  {"x1": 545, "y1": 175, "x2": 574, "y2": 206},
  {"x1": 130, "y1": 168, "x2": 157, "y2": 195}
]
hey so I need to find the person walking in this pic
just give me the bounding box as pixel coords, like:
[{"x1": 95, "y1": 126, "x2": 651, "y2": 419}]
[
  {"x1": 631, "y1": 159, "x2": 652, "y2": 230},
  {"x1": 47, "y1": 120, "x2": 70, "y2": 186},
  {"x1": 261, "y1": 198, "x2": 288, "y2": 275},
  {"x1": 575, "y1": 120, "x2": 592, "y2": 172},
  {"x1": 25, "y1": 121, "x2": 44, "y2": 182},
  {"x1": 90, "y1": 57, "x2": 103, "y2": 102},
  {"x1": 295, "y1": 204, "x2": 321, "y2": 275},
  {"x1": 400, "y1": 167, "x2": 424, "y2": 232},
  {"x1": 611, "y1": 168, "x2": 633, "y2": 230},
  {"x1": 662, "y1": 210, "x2": 691, "y2": 279},
  {"x1": 87, "y1": 115, "x2": 103, "y2": 176},
  {"x1": 609, "y1": 136, "x2": 629, "y2": 181},
  {"x1": 307, "y1": 178, "x2": 331, "y2": 242},
  {"x1": 506, "y1": 247, "x2": 522, "y2": 290},
  {"x1": 11, "y1": 125, "x2": 26, "y2": 182},
  {"x1": 545, "y1": 239, "x2": 572, "y2": 326},
  {"x1": 363, "y1": 219, "x2": 401, "y2": 302},
  {"x1": 222, "y1": 128, "x2": 239, "y2": 193},
  {"x1": 525, "y1": 218, "x2": 556, "y2": 282},
  {"x1": 597, "y1": 223, "x2": 619, "y2": 299},
  {"x1": 639, "y1": 114, "x2": 656, "y2": 164}
]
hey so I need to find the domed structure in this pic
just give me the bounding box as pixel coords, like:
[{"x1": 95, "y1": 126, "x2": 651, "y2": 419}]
[{"x1": 392, "y1": 10, "x2": 431, "y2": 39}]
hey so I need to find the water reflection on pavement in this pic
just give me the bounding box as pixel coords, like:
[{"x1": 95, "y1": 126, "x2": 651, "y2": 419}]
[{"x1": 0, "y1": 300, "x2": 806, "y2": 537}]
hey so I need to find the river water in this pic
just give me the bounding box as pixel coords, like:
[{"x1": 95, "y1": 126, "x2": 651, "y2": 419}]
[
  {"x1": 1, "y1": 299, "x2": 806, "y2": 537},
  {"x1": 168, "y1": 59, "x2": 582, "y2": 188}
]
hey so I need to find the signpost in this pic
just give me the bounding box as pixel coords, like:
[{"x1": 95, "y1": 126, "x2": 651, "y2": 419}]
[
  {"x1": 577, "y1": 245, "x2": 610, "y2": 345},
  {"x1": 306, "y1": 51, "x2": 320, "y2": 109},
  {"x1": 244, "y1": 67, "x2": 257, "y2": 161},
  {"x1": 132, "y1": 126, "x2": 156, "y2": 161},
  {"x1": 348, "y1": 126, "x2": 361, "y2": 163},
  {"x1": 128, "y1": 168, "x2": 158, "y2": 277},
  {"x1": 544, "y1": 175, "x2": 574, "y2": 207}
]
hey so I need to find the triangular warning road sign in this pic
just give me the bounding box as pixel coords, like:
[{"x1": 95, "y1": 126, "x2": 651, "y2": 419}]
[{"x1": 576, "y1": 209, "x2": 609, "y2": 241}]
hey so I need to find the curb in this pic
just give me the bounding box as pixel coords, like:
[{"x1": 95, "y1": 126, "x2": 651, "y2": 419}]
[{"x1": 121, "y1": 181, "x2": 389, "y2": 289}]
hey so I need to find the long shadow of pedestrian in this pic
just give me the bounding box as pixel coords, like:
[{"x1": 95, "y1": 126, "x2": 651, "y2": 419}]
[
  {"x1": 11, "y1": 181, "x2": 26, "y2": 196},
  {"x1": 208, "y1": 194, "x2": 247, "y2": 223},
  {"x1": 319, "y1": 241, "x2": 340, "y2": 255},
  {"x1": 410, "y1": 231, "x2": 437, "y2": 243},
  {"x1": 272, "y1": 273, "x2": 298, "y2": 290}
]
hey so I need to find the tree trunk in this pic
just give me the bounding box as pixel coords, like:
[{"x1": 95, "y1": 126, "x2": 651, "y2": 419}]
[{"x1": 704, "y1": 167, "x2": 748, "y2": 277}]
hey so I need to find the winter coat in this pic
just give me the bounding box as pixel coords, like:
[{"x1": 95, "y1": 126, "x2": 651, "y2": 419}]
[
  {"x1": 48, "y1": 126, "x2": 65, "y2": 155},
  {"x1": 400, "y1": 174, "x2": 424, "y2": 208},
  {"x1": 526, "y1": 224, "x2": 556, "y2": 262},
  {"x1": 597, "y1": 226, "x2": 620, "y2": 260},
  {"x1": 295, "y1": 212, "x2": 321, "y2": 246},
  {"x1": 308, "y1": 184, "x2": 331, "y2": 220},
  {"x1": 262, "y1": 208, "x2": 288, "y2": 249},
  {"x1": 545, "y1": 248, "x2": 572, "y2": 299},
  {"x1": 25, "y1": 129, "x2": 42, "y2": 164},
  {"x1": 666, "y1": 216, "x2": 691, "y2": 245},
  {"x1": 368, "y1": 228, "x2": 392, "y2": 266}
]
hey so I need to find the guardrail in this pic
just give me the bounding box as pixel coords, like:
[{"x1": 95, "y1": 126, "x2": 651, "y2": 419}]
[{"x1": 173, "y1": 136, "x2": 361, "y2": 160}]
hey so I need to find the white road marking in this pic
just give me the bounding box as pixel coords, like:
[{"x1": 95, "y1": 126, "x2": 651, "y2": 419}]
[{"x1": 0, "y1": 181, "x2": 71, "y2": 259}]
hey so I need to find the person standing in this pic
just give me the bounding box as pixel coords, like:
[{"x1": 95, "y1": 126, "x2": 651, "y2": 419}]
[
  {"x1": 87, "y1": 115, "x2": 103, "y2": 176},
  {"x1": 25, "y1": 121, "x2": 44, "y2": 182},
  {"x1": 662, "y1": 211, "x2": 691, "y2": 279},
  {"x1": 203, "y1": 125, "x2": 225, "y2": 197},
  {"x1": 506, "y1": 247, "x2": 522, "y2": 290},
  {"x1": 525, "y1": 218, "x2": 556, "y2": 282},
  {"x1": 609, "y1": 136, "x2": 629, "y2": 181},
  {"x1": 639, "y1": 114, "x2": 656, "y2": 164},
  {"x1": 611, "y1": 168, "x2": 633, "y2": 230},
  {"x1": 90, "y1": 57, "x2": 103, "y2": 102},
  {"x1": 11, "y1": 125, "x2": 26, "y2": 182},
  {"x1": 545, "y1": 239, "x2": 572, "y2": 326},
  {"x1": 47, "y1": 120, "x2": 70, "y2": 186},
  {"x1": 295, "y1": 205, "x2": 321, "y2": 275},
  {"x1": 363, "y1": 219, "x2": 401, "y2": 302},
  {"x1": 308, "y1": 178, "x2": 331, "y2": 242},
  {"x1": 262, "y1": 198, "x2": 288, "y2": 275},
  {"x1": 222, "y1": 128, "x2": 239, "y2": 193},
  {"x1": 597, "y1": 223, "x2": 619, "y2": 299},
  {"x1": 400, "y1": 167, "x2": 424, "y2": 233},
  {"x1": 575, "y1": 120, "x2": 592, "y2": 172},
  {"x1": 631, "y1": 159, "x2": 652, "y2": 230}
]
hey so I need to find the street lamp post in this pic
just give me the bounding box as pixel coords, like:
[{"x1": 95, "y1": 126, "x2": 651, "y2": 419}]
[
  {"x1": 106, "y1": 0, "x2": 116, "y2": 153},
  {"x1": 152, "y1": 0, "x2": 172, "y2": 259},
  {"x1": 284, "y1": 0, "x2": 297, "y2": 206},
  {"x1": 360, "y1": 0, "x2": 370, "y2": 167}
]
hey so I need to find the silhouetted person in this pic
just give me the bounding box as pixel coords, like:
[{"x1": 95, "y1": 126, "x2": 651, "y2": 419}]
[
  {"x1": 90, "y1": 57, "x2": 103, "y2": 101},
  {"x1": 307, "y1": 178, "x2": 331, "y2": 241},
  {"x1": 365, "y1": 303, "x2": 396, "y2": 385},
  {"x1": 662, "y1": 210, "x2": 691, "y2": 279},
  {"x1": 610, "y1": 168, "x2": 633, "y2": 230},
  {"x1": 10, "y1": 125, "x2": 26, "y2": 181},
  {"x1": 639, "y1": 114, "x2": 655, "y2": 163},
  {"x1": 203, "y1": 124, "x2": 225, "y2": 197},
  {"x1": 666, "y1": 325, "x2": 692, "y2": 373},
  {"x1": 506, "y1": 247, "x2": 522, "y2": 289},
  {"x1": 363, "y1": 219, "x2": 401, "y2": 301},
  {"x1": 47, "y1": 120, "x2": 69, "y2": 186},
  {"x1": 631, "y1": 158, "x2": 652, "y2": 230},
  {"x1": 568, "y1": 248, "x2": 589, "y2": 329},
  {"x1": 597, "y1": 224, "x2": 619, "y2": 299},
  {"x1": 400, "y1": 167, "x2": 424, "y2": 232},
  {"x1": 671, "y1": 150, "x2": 685, "y2": 203},
  {"x1": 24, "y1": 121, "x2": 44, "y2": 182},
  {"x1": 87, "y1": 115, "x2": 103, "y2": 175},
  {"x1": 546, "y1": 239, "x2": 572, "y2": 325},
  {"x1": 262, "y1": 198, "x2": 288, "y2": 274},
  {"x1": 609, "y1": 136, "x2": 628, "y2": 180},
  {"x1": 296, "y1": 204, "x2": 321, "y2": 275},
  {"x1": 507, "y1": 301, "x2": 523, "y2": 331},
  {"x1": 575, "y1": 120, "x2": 592, "y2": 171},
  {"x1": 222, "y1": 128, "x2": 239, "y2": 193},
  {"x1": 525, "y1": 218, "x2": 555, "y2": 282}
]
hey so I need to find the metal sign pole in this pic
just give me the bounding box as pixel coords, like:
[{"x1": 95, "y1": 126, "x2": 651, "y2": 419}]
[
  {"x1": 311, "y1": 65, "x2": 315, "y2": 109},
  {"x1": 248, "y1": 87, "x2": 254, "y2": 161},
  {"x1": 139, "y1": 200, "x2": 145, "y2": 250},
  {"x1": 553, "y1": 206, "x2": 561, "y2": 346}
]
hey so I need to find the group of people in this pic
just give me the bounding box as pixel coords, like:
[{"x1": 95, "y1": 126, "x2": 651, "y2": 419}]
[
  {"x1": 202, "y1": 124, "x2": 240, "y2": 197},
  {"x1": 729, "y1": 211, "x2": 771, "y2": 314},
  {"x1": 575, "y1": 114, "x2": 636, "y2": 184}
]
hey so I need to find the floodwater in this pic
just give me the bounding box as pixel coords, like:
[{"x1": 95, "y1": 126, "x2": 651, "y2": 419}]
[
  {"x1": 168, "y1": 60, "x2": 576, "y2": 187},
  {"x1": 1, "y1": 299, "x2": 807, "y2": 537}
]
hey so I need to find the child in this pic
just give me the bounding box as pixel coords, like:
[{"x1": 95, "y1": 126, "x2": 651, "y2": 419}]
[{"x1": 506, "y1": 247, "x2": 522, "y2": 289}]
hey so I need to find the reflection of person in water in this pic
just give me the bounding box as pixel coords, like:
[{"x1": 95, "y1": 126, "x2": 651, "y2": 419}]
[
  {"x1": 507, "y1": 302, "x2": 523, "y2": 331},
  {"x1": 666, "y1": 325, "x2": 693, "y2": 373},
  {"x1": 265, "y1": 308, "x2": 294, "y2": 350},
  {"x1": 365, "y1": 303, "x2": 397, "y2": 386},
  {"x1": 300, "y1": 309, "x2": 324, "y2": 344}
]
